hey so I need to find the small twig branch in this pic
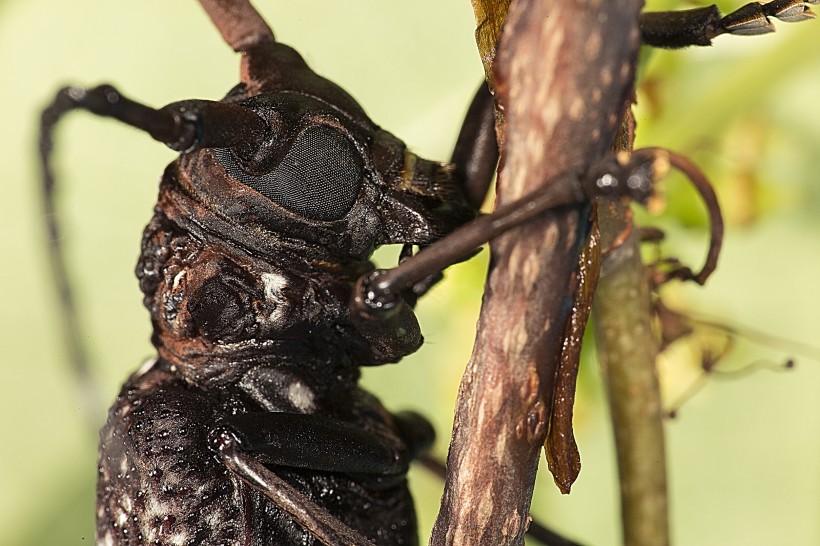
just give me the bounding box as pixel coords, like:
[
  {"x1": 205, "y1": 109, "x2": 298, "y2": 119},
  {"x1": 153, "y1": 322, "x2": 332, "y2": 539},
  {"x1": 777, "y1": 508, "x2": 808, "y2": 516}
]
[{"x1": 594, "y1": 197, "x2": 670, "y2": 546}]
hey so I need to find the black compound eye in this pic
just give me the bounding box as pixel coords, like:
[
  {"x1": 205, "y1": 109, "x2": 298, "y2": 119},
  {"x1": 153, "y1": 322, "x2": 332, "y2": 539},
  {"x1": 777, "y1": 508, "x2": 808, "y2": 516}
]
[{"x1": 216, "y1": 125, "x2": 363, "y2": 221}]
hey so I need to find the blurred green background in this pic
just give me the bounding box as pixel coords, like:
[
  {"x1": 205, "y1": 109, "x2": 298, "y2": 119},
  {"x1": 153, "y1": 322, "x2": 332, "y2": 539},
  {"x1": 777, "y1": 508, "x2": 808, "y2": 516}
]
[{"x1": 2, "y1": 0, "x2": 818, "y2": 544}]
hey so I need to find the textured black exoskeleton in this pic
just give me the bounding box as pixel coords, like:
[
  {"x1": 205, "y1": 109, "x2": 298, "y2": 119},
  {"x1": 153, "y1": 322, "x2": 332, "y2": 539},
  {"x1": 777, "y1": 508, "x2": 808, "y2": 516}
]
[{"x1": 38, "y1": 1, "x2": 816, "y2": 545}]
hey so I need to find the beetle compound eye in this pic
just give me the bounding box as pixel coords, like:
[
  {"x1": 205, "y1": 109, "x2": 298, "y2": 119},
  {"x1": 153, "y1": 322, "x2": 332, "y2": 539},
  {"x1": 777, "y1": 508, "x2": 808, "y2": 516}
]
[{"x1": 217, "y1": 126, "x2": 363, "y2": 221}]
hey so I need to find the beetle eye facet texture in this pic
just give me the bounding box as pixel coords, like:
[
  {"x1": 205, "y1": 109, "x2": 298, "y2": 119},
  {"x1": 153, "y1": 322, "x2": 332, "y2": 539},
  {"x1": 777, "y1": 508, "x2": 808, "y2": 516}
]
[{"x1": 217, "y1": 125, "x2": 363, "y2": 221}]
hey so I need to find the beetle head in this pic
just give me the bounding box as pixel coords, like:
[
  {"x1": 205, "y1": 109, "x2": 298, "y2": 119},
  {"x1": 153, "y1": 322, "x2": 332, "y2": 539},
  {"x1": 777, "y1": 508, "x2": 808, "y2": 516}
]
[{"x1": 164, "y1": 43, "x2": 474, "y2": 264}]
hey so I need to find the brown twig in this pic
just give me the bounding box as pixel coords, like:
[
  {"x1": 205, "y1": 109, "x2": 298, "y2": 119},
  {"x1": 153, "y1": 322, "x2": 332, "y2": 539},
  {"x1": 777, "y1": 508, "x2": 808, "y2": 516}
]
[{"x1": 429, "y1": 0, "x2": 644, "y2": 544}]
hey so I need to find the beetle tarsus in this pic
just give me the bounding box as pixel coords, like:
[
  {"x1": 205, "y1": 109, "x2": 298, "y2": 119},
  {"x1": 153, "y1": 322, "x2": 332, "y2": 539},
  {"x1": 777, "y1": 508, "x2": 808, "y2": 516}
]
[{"x1": 640, "y1": 0, "x2": 817, "y2": 48}]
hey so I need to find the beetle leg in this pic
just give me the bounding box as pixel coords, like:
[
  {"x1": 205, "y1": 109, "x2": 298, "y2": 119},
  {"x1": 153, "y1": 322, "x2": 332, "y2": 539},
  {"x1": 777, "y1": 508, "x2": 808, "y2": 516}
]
[
  {"x1": 213, "y1": 428, "x2": 378, "y2": 546},
  {"x1": 450, "y1": 82, "x2": 499, "y2": 211},
  {"x1": 640, "y1": 0, "x2": 817, "y2": 49},
  {"x1": 351, "y1": 149, "x2": 665, "y2": 318},
  {"x1": 210, "y1": 411, "x2": 433, "y2": 546},
  {"x1": 212, "y1": 410, "x2": 433, "y2": 476},
  {"x1": 392, "y1": 82, "x2": 499, "y2": 310}
]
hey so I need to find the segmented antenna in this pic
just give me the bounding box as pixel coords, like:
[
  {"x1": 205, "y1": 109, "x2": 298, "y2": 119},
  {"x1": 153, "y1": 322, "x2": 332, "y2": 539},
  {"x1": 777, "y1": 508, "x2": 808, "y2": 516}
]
[
  {"x1": 38, "y1": 83, "x2": 268, "y2": 426},
  {"x1": 39, "y1": 91, "x2": 103, "y2": 426},
  {"x1": 198, "y1": 0, "x2": 276, "y2": 52}
]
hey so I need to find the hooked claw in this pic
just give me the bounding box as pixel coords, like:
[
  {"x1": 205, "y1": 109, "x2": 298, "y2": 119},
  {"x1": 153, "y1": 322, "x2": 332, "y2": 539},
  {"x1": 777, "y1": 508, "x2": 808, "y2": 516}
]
[{"x1": 721, "y1": 0, "x2": 817, "y2": 36}]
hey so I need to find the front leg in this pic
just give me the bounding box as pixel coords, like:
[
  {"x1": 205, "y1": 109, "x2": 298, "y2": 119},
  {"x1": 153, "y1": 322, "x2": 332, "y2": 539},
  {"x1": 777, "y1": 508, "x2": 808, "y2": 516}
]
[
  {"x1": 395, "y1": 82, "x2": 499, "y2": 310},
  {"x1": 348, "y1": 83, "x2": 499, "y2": 358},
  {"x1": 352, "y1": 149, "x2": 666, "y2": 318}
]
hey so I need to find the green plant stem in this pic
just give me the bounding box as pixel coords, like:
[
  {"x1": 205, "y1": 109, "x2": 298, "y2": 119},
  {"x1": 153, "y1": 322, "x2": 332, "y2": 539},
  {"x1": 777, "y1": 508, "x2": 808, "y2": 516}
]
[{"x1": 593, "y1": 199, "x2": 669, "y2": 546}]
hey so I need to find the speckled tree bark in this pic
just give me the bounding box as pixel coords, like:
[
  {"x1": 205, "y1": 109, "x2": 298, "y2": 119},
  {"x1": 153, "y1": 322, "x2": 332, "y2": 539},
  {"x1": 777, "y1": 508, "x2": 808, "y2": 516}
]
[{"x1": 429, "y1": 1, "x2": 645, "y2": 544}]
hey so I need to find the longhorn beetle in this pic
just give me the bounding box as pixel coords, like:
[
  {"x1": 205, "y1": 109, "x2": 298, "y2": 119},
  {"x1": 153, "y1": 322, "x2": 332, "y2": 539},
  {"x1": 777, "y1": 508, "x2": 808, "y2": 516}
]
[{"x1": 38, "y1": 1, "x2": 818, "y2": 545}]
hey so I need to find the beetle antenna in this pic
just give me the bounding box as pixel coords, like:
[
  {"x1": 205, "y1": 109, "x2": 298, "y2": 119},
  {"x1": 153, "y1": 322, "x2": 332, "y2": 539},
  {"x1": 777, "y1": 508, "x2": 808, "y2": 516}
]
[
  {"x1": 198, "y1": 0, "x2": 276, "y2": 52},
  {"x1": 39, "y1": 84, "x2": 268, "y2": 427},
  {"x1": 196, "y1": 0, "x2": 328, "y2": 97},
  {"x1": 39, "y1": 90, "x2": 103, "y2": 427}
]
